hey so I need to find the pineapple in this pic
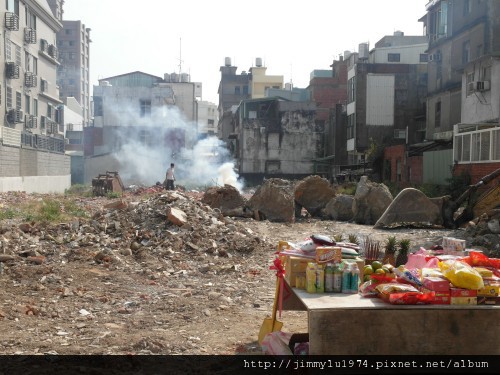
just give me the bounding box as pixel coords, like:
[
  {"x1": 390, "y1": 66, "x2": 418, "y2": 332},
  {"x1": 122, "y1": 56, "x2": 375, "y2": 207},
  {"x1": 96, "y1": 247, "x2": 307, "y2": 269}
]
[
  {"x1": 382, "y1": 235, "x2": 397, "y2": 266},
  {"x1": 396, "y1": 238, "x2": 411, "y2": 267},
  {"x1": 333, "y1": 233, "x2": 344, "y2": 243},
  {"x1": 348, "y1": 233, "x2": 359, "y2": 245}
]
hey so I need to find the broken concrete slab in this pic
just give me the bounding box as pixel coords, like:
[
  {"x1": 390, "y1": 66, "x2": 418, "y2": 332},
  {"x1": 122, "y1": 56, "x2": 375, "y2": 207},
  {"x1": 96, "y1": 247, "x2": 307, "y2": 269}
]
[
  {"x1": 201, "y1": 185, "x2": 247, "y2": 215},
  {"x1": 352, "y1": 176, "x2": 393, "y2": 225},
  {"x1": 374, "y1": 188, "x2": 442, "y2": 229},
  {"x1": 294, "y1": 175, "x2": 336, "y2": 217},
  {"x1": 246, "y1": 178, "x2": 295, "y2": 223},
  {"x1": 324, "y1": 194, "x2": 354, "y2": 221}
]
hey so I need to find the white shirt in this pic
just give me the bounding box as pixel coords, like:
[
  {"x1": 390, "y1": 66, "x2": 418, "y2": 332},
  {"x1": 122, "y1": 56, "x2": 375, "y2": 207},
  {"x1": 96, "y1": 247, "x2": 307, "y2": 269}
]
[{"x1": 166, "y1": 167, "x2": 175, "y2": 180}]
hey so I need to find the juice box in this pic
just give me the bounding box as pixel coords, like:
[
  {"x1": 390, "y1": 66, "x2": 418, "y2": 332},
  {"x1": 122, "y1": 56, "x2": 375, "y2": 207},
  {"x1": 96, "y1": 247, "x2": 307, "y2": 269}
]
[
  {"x1": 450, "y1": 288, "x2": 477, "y2": 297},
  {"x1": 422, "y1": 277, "x2": 450, "y2": 292}
]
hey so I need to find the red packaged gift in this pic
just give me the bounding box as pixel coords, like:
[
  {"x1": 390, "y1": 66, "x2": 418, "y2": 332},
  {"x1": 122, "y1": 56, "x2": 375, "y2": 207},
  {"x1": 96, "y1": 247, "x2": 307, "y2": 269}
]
[{"x1": 422, "y1": 276, "x2": 450, "y2": 292}]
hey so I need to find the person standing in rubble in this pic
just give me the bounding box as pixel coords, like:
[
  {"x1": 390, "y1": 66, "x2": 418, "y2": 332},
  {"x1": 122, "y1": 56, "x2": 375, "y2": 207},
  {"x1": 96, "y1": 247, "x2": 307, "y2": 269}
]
[{"x1": 165, "y1": 163, "x2": 176, "y2": 190}]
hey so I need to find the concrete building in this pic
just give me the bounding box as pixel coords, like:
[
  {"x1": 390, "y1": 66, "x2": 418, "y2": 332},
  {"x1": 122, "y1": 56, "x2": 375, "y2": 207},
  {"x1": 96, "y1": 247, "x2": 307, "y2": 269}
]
[
  {"x1": 452, "y1": 54, "x2": 500, "y2": 184},
  {"x1": 248, "y1": 58, "x2": 283, "y2": 99},
  {"x1": 84, "y1": 71, "x2": 198, "y2": 184},
  {"x1": 343, "y1": 33, "x2": 428, "y2": 182},
  {"x1": 197, "y1": 100, "x2": 218, "y2": 138},
  {"x1": 217, "y1": 57, "x2": 284, "y2": 146},
  {"x1": 418, "y1": 0, "x2": 500, "y2": 184},
  {"x1": 232, "y1": 97, "x2": 319, "y2": 184},
  {"x1": 217, "y1": 57, "x2": 251, "y2": 121},
  {"x1": 0, "y1": 0, "x2": 70, "y2": 193},
  {"x1": 47, "y1": 0, "x2": 92, "y2": 127}
]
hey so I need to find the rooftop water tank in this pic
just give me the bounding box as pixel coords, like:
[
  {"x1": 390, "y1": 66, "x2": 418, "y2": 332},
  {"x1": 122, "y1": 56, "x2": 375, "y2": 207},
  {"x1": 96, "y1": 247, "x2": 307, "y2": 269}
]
[
  {"x1": 255, "y1": 57, "x2": 262, "y2": 67},
  {"x1": 99, "y1": 80, "x2": 111, "y2": 86},
  {"x1": 358, "y1": 43, "x2": 369, "y2": 60},
  {"x1": 164, "y1": 73, "x2": 171, "y2": 82},
  {"x1": 225, "y1": 57, "x2": 231, "y2": 66},
  {"x1": 180, "y1": 73, "x2": 190, "y2": 82},
  {"x1": 394, "y1": 30, "x2": 404, "y2": 37},
  {"x1": 344, "y1": 50, "x2": 351, "y2": 59}
]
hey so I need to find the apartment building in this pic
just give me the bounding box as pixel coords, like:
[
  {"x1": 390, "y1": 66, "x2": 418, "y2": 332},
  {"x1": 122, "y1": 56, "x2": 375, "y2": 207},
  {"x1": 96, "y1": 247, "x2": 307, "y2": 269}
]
[
  {"x1": 342, "y1": 34, "x2": 428, "y2": 182},
  {"x1": 0, "y1": 0, "x2": 70, "y2": 193},
  {"x1": 47, "y1": 0, "x2": 91, "y2": 127},
  {"x1": 420, "y1": 0, "x2": 500, "y2": 184}
]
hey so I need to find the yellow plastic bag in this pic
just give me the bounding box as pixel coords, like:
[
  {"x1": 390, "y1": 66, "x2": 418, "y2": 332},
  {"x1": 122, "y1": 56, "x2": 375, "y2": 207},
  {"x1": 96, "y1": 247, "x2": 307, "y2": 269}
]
[{"x1": 439, "y1": 260, "x2": 484, "y2": 290}]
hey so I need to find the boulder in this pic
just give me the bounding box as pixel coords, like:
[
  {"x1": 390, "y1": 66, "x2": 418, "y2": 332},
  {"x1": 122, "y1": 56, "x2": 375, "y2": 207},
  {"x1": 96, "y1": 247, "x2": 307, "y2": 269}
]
[
  {"x1": 352, "y1": 176, "x2": 393, "y2": 225},
  {"x1": 246, "y1": 178, "x2": 295, "y2": 223},
  {"x1": 324, "y1": 194, "x2": 354, "y2": 221},
  {"x1": 294, "y1": 175, "x2": 336, "y2": 217},
  {"x1": 201, "y1": 185, "x2": 246, "y2": 215},
  {"x1": 374, "y1": 188, "x2": 442, "y2": 229}
]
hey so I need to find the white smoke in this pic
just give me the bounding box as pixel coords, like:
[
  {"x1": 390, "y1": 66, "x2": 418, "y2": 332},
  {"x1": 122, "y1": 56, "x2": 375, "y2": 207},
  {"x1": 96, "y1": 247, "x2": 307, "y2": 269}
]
[{"x1": 107, "y1": 104, "x2": 243, "y2": 191}]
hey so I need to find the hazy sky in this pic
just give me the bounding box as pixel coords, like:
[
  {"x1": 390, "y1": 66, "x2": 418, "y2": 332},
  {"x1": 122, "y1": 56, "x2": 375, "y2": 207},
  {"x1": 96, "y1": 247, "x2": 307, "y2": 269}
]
[{"x1": 63, "y1": 0, "x2": 429, "y2": 105}]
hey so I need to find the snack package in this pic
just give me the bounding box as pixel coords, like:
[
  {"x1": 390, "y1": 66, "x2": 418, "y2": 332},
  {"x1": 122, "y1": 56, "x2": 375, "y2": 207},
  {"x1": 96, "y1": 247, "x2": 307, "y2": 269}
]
[
  {"x1": 388, "y1": 291, "x2": 435, "y2": 305},
  {"x1": 439, "y1": 259, "x2": 484, "y2": 290}
]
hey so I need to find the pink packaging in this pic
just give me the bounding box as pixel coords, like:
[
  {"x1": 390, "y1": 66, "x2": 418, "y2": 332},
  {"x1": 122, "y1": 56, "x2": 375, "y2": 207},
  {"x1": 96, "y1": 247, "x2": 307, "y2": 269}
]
[{"x1": 422, "y1": 276, "x2": 450, "y2": 292}]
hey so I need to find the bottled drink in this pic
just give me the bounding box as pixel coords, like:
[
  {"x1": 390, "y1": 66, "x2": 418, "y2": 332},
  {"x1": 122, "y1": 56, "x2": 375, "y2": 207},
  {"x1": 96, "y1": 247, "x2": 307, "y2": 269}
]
[
  {"x1": 333, "y1": 262, "x2": 342, "y2": 293},
  {"x1": 306, "y1": 262, "x2": 317, "y2": 293},
  {"x1": 316, "y1": 264, "x2": 325, "y2": 293},
  {"x1": 341, "y1": 263, "x2": 351, "y2": 294},
  {"x1": 324, "y1": 263, "x2": 334, "y2": 292},
  {"x1": 350, "y1": 263, "x2": 360, "y2": 293}
]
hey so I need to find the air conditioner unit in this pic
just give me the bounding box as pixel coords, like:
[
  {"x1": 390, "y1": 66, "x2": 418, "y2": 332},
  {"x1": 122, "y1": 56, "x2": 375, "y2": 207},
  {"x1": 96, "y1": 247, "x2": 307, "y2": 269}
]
[
  {"x1": 5, "y1": 62, "x2": 20, "y2": 79},
  {"x1": 5, "y1": 12, "x2": 19, "y2": 31},
  {"x1": 394, "y1": 129, "x2": 406, "y2": 139},
  {"x1": 476, "y1": 81, "x2": 490, "y2": 91},
  {"x1": 25, "y1": 72, "x2": 37, "y2": 87},
  {"x1": 429, "y1": 53, "x2": 441, "y2": 62},
  {"x1": 260, "y1": 126, "x2": 266, "y2": 135},
  {"x1": 24, "y1": 28, "x2": 37, "y2": 44},
  {"x1": 48, "y1": 44, "x2": 57, "y2": 59},
  {"x1": 8, "y1": 109, "x2": 23, "y2": 123},
  {"x1": 67, "y1": 123, "x2": 74, "y2": 131}
]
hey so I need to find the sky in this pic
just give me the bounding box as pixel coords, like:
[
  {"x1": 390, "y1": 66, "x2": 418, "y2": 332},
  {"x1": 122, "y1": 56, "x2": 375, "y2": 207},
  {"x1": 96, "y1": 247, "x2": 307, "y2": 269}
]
[{"x1": 62, "y1": 0, "x2": 429, "y2": 105}]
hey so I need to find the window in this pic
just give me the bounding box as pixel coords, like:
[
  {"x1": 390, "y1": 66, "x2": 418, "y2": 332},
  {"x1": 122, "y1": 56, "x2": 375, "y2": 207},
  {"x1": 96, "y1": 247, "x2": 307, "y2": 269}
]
[
  {"x1": 435, "y1": 101, "x2": 441, "y2": 129},
  {"x1": 463, "y1": 0, "x2": 471, "y2": 15},
  {"x1": 26, "y1": 9, "x2": 36, "y2": 29},
  {"x1": 33, "y1": 99, "x2": 38, "y2": 116},
  {"x1": 25, "y1": 94, "x2": 30, "y2": 114},
  {"x1": 6, "y1": 0, "x2": 19, "y2": 16},
  {"x1": 348, "y1": 77, "x2": 356, "y2": 103},
  {"x1": 476, "y1": 44, "x2": 483, "y2": 58},
  {"x1": 388, "y1": 53, "x2": 400, "y2": 62},
  {"x1": 6, "y1": 87, "x2": 12, "y2": 109},
  {"x1": 466, "y1": 71, "x2": 475, "y2": 96},
  {"x1": 69, "y1": 52, "x2": 76, "y2": 60},
  {"x1": 69, "y1": 41, "x2": 74, "y2": 46},
  {"x1": 347, "y1": 114, "x2": 355, "y2": 138},
  {"x1": 16, "y1": 91, "x2": 21, "y2": 111},
  {"x1": 234, "y1": 86, "x2": 240, "y2": 95},
  {"x1": 419, "y1": 54, "x2": 428, "y2": 63},
  {"x1": 462, "y1": 41, "x2": 470, "y2": 64},
  {"x1": 140, "y1": 99, "x2": 151, "y2": 117},
  {"x1": 5, "y1": 39, "x2": 11, "y2": 61},
  {"x1": 65, "y1": 29, "x2": 71, "y2": 35},
  {"x1": 396, "y1": 159, "x2": 402, "y2": 182},
  {"x1": 47, "y1": 104, "x2": 52, "y2": 118},
  {"x1": 15, "y1": 43, "x2": 21, "y2": 65}
]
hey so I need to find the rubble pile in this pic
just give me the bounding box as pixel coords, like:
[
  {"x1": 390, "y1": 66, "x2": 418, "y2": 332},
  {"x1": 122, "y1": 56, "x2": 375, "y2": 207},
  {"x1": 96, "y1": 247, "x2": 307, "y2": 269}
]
[{"x1": 0, "y1": 190, "x2": 276, "y2": 355}]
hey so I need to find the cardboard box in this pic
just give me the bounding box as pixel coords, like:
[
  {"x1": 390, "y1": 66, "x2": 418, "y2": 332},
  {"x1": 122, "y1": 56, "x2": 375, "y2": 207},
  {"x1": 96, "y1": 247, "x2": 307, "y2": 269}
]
[
  {"x1": 477, "y1": 285, "x2": 499, "y2": 297},
  {"x1": 284, "y1": 256, "x2": 311, "y2": 287},
  {"x1": 450, "y1": 288, "x2": 477, "y2": 297},
  {"x1": 450, "y1": 296, "x2": 477, "y2": 305},
  {"x1": 420, "y1": 287, "x2": 451, "y2": 304},
  {"x1": 422, "y1": 277, "x2": 450, "y2": 292},
  {"x1": 442, "y1": 237, "x2": 466, "y2": 255},
  {"x1": 477, "y1": 296, "x2": 500, "y2": 305}
]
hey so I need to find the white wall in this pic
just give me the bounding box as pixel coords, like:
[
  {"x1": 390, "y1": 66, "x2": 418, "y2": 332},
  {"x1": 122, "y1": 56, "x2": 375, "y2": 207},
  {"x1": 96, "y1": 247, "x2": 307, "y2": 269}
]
[
  {"x1": 366, "y1": 74, "x2": 395, "y2": 126},
  {"x1": 0, "y1": 175, "x2": 71, "y2": 193}
]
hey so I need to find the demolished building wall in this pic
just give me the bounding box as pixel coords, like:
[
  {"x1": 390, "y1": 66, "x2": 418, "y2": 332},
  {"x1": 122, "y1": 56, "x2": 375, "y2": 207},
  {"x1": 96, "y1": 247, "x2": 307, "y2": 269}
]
[{"x1": 235, "y1": 98, "x2": 322, "y2": 183}]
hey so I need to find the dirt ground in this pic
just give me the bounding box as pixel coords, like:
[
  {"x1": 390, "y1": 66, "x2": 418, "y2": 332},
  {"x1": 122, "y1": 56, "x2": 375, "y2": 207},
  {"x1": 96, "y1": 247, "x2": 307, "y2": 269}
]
[{"x1": 0, "y1": 190, "x2": 461, "y2": 355}]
